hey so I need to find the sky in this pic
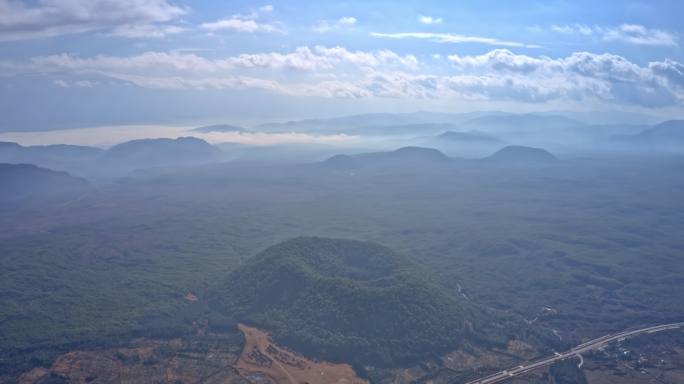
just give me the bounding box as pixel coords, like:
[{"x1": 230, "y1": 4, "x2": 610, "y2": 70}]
[{"x1": 1, "y1": 0, "x2": 683, "y2": 133}]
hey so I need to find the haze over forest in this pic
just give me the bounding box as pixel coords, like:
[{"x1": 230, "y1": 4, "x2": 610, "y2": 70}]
[{"x1": 1, "y1": 1, "x2": 684, "y2": 384}]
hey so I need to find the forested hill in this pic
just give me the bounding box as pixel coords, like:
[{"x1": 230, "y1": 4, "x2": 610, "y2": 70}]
[{"x1": 208, "y1": 237, "x2": 487, "y2": 366}]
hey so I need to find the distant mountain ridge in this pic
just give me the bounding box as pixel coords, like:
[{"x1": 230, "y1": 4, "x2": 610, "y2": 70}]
[
  {"x1": 0, "y1": 163, "x2": 88, "y2": 201},
  {"x1": 321, "y1": 146, "x2": 451, "y2": 169},
  {"x1": 0, "y1": 137, "x2": 225, "y2": 178},
  {"x1": 636, "y1": 120, "x2": 684, "y2": 141},
  {"x1": 436, "y1": 130, "x2": 502, "y2": 143},
  {"x1": 0, "y1": 141, "x2": 104, "y2": 173},
  {"x1": 105, "y1": 137, "x2": 220, "y2": 162},
  {"x1": 256, "y1": 111, "x2": 511, "y2": 133},
  {"x1": 611, "y1": 120, "x2": 684, "y2": 151},
  {"x1": 1, "y1": 114, "x2": 681, "y2": 179}
]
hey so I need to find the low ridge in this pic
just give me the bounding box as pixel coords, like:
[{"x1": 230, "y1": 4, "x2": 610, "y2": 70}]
[
  {"x1": 484, "y1": 145, "x2": 558, "y2": 164},
  {"x1": 322, "y1": 146, "x2": 451, "y2": 169},
  {"x1": 0, "y1": 163, "x2": 88, "y2": 200}
]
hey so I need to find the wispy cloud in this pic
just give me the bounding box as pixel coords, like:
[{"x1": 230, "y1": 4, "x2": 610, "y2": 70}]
[
  {"x1": 53, "y1": 79, "x2": 98, "y2": 88},
  {"x1": 550, "y1": 24, "x2": 677, "y2": 46},
  {"x1": 200, "y1": 5, "x2": 284, "y2": 34},
  {"x1": 551, "y1": 24, "x2": 594, "y2": 35},
  {"x1": 313, "y1": 16, "x2": 357, "y2": 33},
  {"x1": 0, "y1": 0, "x2": 187, "y2": 41},
  {"x1": 110, "y1": 24, "x2": 189, "y2": 38},
  {"x1": 24, "y1": 46, "x2": 418, "y2": 75},
  {"x1": 370, "y1": 32, "x2": 540, "y2": 48},
  {"x1": 418, "y1": 15, "x2": 443, "y2": 25},
  {"x1": 605, "y1": 24, "x2": 677, "y2": 46},
  {"x1": 200, "y1": 18, "x2": 280, "y2": 33}
]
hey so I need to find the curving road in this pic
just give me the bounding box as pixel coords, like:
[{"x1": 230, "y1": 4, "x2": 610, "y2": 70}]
[{"x1": 465, "y1": 322, "x2": 684, "y2": 384}]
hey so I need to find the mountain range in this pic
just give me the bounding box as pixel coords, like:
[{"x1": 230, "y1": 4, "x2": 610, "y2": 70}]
[
  {"x1": 320, "y1": 145, "x2": 558, "y2": 170},
  {"x1": 612, "y1": 120, "x2": 684, "y2": 152},
  {"x1": 1, "y1": 114, "x2": 681, "y2": 180},
  {"x1": 0, "y1": 137, "x2": 224, "y2": 178}
]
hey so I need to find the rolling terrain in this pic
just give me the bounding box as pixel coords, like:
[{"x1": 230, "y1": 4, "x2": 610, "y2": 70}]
[{"x1": 0, "y1": 115, "x2": 683, "y2": 382}]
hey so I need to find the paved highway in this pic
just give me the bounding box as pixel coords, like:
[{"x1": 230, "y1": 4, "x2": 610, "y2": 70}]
[{"x1": 465, "y1": 322, "x2": 684, "y2": 384}]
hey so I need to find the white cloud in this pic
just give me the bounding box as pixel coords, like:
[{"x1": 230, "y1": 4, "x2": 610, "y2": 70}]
[
  {"x1": 604, "y1": 24, "x2": 677, "y2": 46},
  {"x1": 32, "y1": 51, "x2": 223, "y2": 72},
  {"x1": 313, "y1": 16, "x2": 357, "y2": 33},
  {"x1": 338, "y1": 17, "x2": 357, "y2": 26},
  {"x1": 313, "y1": 46, "x2": 418, "y2": 69},
  {"x1": 551, "y1": 24, "x2": 593, "y2": 35},
  {"x1": 550, "y1": 24, "x2": 677, "y2": 46},
  {"x1": 200, "y1": 4, "x2": 284, "y2": 34},
  {"x1": 25, "y1": 46, "x2": 419, "y2": 75},
  {"x1": 649, "y1": 59, "x2": 684, "y2": 88},
  {"x1": 418, "y1": 15, "x2": 443, "y2": 25},
  {"x1": 0, "y1": 0, "x2": 187, "y2": 41},
  {"x1": 370, "y1": 32, "x2": 540, "y2": 48},
  {"x1": 447, "y1": 49, "x2": 683, "y2": 106},
  {"x1": 53, "y1": 79, "x2": 97, "y2": 88},
  {"x1": 8, "y1": 47, "x2": 684, "y2": 108},
  {"x1": 200, "y1": 18, "x2": 280, "y2": 33},
  {"x1": 110, "y1": 24, "x2": 188, "y2": 38},
  {"x1": 448, "y1": 49, "x2": 557, "y2": 73}
]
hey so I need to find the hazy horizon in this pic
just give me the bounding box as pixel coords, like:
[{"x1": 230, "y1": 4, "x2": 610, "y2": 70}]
[{"x1": 2, "y1": 0, "x2": 683, "y2": 133}]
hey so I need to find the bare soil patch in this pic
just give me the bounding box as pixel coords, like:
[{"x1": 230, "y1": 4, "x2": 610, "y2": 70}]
[{"x1": 235, "y1": 324, "x2": 367, "y2": 384}]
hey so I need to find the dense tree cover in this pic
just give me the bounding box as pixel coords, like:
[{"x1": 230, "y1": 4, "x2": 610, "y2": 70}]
[
  {"x1": 549, "y1": 360, "x2": 588, "y2": 384},
  {"x1": 0, "y1": 211, "x2": 258, "y2": 375},
  {"x1": 1, "y1": 155, "x2": 683, "y2": 378},
  {"x1": 208, "y1": 237, "x2": 485, "y2": 366}
]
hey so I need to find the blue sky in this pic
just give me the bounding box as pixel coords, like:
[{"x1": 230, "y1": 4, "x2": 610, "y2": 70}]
[{"x1": 1, "y1": 0, "x2": 683, "y2": 131}]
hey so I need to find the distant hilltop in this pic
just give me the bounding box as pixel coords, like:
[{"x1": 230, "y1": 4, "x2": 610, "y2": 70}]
[
  {"x1": 484, "y1": 145, "x2": 558, "y2": 164},
  {"x1": 321, "y1": 146, "x2": 451, "y2": 169}
]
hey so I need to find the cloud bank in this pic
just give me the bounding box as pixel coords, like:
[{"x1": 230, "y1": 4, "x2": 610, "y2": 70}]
[
  {"x1": 4, "y1": 47, "x2": 684, "y2": 108},
  {"x1": 0, "y1": 0, "x2": 187, "y2": 41}
]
